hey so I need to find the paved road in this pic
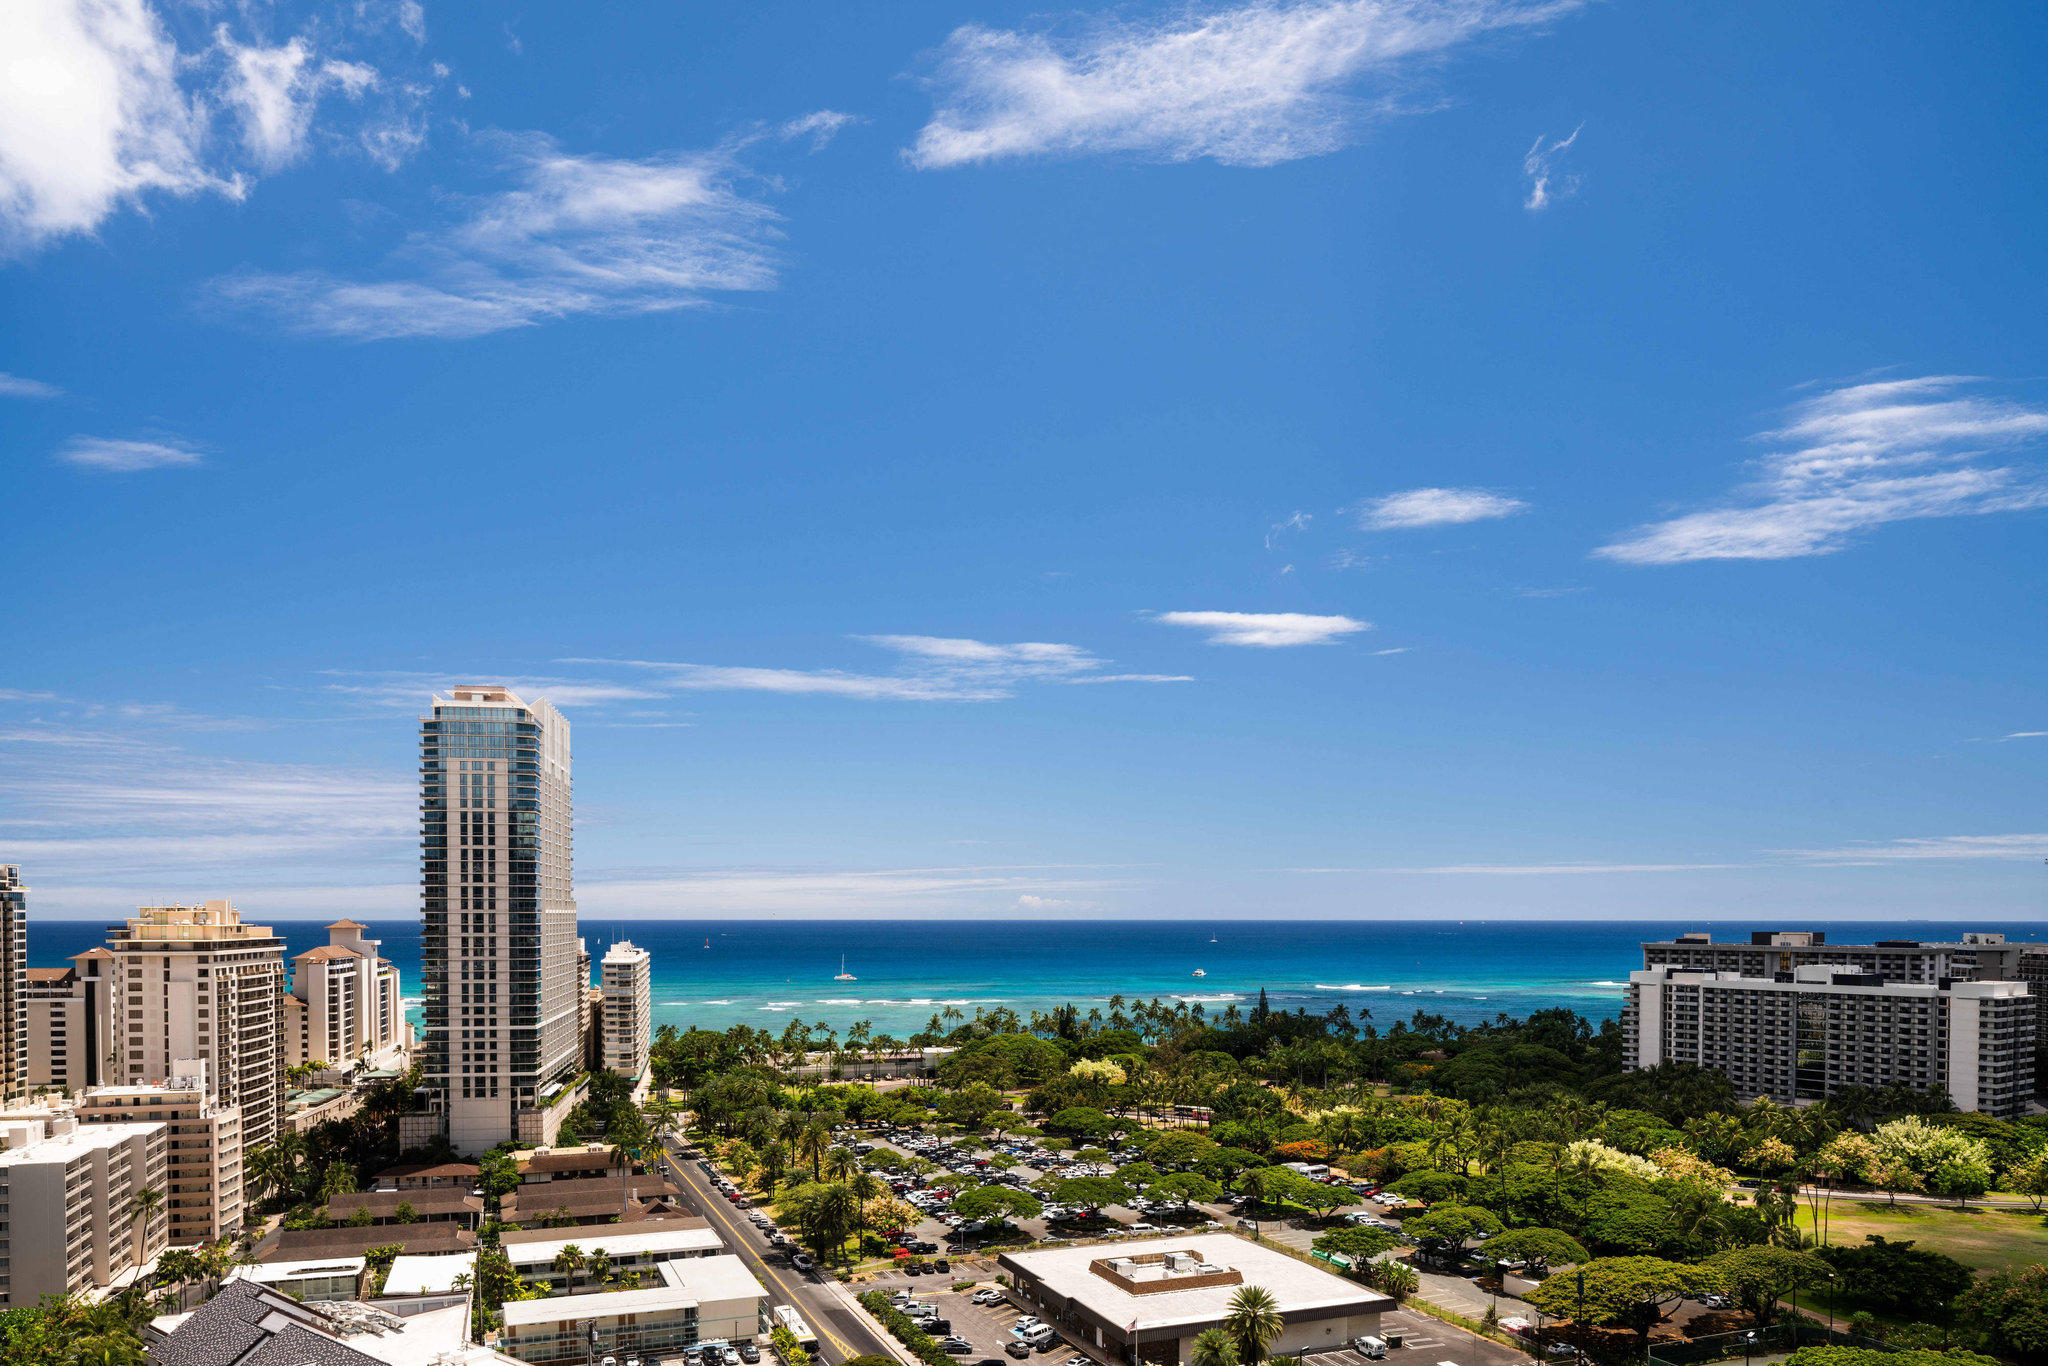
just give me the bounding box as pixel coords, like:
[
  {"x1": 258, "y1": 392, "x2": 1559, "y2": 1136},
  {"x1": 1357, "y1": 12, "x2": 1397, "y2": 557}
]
[{"x1": 660, "y1": 1143, "x2": 898, "y2": 1366}]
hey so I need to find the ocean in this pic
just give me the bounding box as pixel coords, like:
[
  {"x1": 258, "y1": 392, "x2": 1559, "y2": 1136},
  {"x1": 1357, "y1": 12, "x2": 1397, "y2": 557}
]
[{"x1": 30, "y1": 917, "x2": 2048, "y2": 1038}]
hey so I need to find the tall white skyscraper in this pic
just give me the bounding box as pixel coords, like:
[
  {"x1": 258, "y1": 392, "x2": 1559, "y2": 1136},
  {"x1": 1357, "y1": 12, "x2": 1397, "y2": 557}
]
[
  {"x1": 420, "y1": 687, "x2": 582, "y2": 1154},
  {"x1": 601, "y1": 940, "x2": 651, "y2": 1082},
  {"x1": 0, "y1": 867, "x2": 26, "y2": 1102}
]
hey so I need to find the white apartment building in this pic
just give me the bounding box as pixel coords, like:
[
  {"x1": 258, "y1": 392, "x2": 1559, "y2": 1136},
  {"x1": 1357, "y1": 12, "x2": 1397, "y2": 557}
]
[
  {"x1": 0, "y1": 867, "x2": 27, "y2": 1102},
  {"x1": 1643, "y1": 929, "x2": 2031, "y2": 984},
  {"x1": 284, "y1": 920, "x2": 405, "y2": 1070},
  {"x1": 1624, "y1": 964, "x2": 2036, "y2": 1118},
  {"x1": 76, "y1": 1059, "x2": 244, "y2": 1244},
  {"x1": 419, "y1": 687, "x2": 583, "y2": 1155},
  {"x1": 0, "y1": 1117, "x2": 168, "y2": 1308},
  {"x1": 25, "y1": 947, "x2": 116, "y2": 1093},
  {"x1": 107, "y1": 901, "x2": 286, "y2": 1155},
  {"x1": 601, "y1": 941, "x2": 651, "y2": 1081}
]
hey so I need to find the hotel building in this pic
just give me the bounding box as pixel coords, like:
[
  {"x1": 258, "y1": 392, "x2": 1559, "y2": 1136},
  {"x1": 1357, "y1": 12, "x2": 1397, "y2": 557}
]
[
  {"x1": 25, "y1": 947, "x2": 115, "y2": 1093},
  {"x1": 283, "y1": 919, "x2": 405, "y2": 1070},
  {"x1": 0, "y1": 1117, "x2": 168, "y2": 1308},
  {"x1": 419, "y1": 687, "x2": 583, "y2": 1154},
  {"x1": 107, "y1": 901, "x2": 286, "y2": 1154},
  {"x1": 1642, "y1": 929, "x2": 2031, "y2": 983},
  {"x1": 1624, "y1": 963, "x2": 2036, "y2": 1118},
  {"x1": 601, "y1": 941, "x2": 651, "y2": 1081},
  {"x1": 75, "y1": 1060, "x2": 245, "y2": 1243},
  {"x1": 0, "y1": 867, "x2": 27, "y2": 1101}
]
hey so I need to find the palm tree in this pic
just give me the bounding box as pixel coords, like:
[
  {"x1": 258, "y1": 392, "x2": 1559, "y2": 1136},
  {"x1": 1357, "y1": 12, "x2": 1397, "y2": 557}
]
[
  {"x1": 1190, "y1": 1327, "x2": 1241, "y2": 1366},
  {"x1": 68, "y1": 1334, "x2": 145, "y2": 1366},
  {"x1": 552, "y1": 1243, "x2": 586, "y2": 1292},
  {"x1": 1224, "y1": 1286, "x2": 1284, "y2": 1365},
  {"x1": 125, "y1": 1187, "x2": 164, "y2": 1275},
  {"x1": 823, "y1": 1147, "x2": 860, "y2": 1183},
  {"x1": 588, "y1": 1249, "x2": 615, "y2": 1287},
  {"x1": 797, "y1": 1121, "x2": 833, "y2": 1182}
]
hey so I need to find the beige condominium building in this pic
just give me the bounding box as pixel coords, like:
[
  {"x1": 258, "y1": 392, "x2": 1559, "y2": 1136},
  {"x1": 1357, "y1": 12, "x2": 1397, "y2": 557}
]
[
  {"x1": 0, "y1": 1117, "x2": 168, "y2": 1308},
  {"x1": 76, "y1": 1058, "x2": 244, "y2": 1243},
  {"x1": 108, "y1": 901, "x2": 286, "y2": 1156},
  {"x1": 284, "y1": 920, "x2": 405, "y2": 1070},
  {"x1": 419, "y1": 687, "x2": 583, "y2": 1155},
  {"x1": 25, "y1": 947, "x2": 116, "y2": 1093},
  {"x1": 0, "y1": 867, "x2": 27, "y2": 1102},
  {"x1": 601, "y1": 941, "x2": 651, "y2": 1082}
]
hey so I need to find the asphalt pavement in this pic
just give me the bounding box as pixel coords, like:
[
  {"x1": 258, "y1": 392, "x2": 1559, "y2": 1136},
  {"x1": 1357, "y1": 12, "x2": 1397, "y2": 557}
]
[{"x1": 660, "y1": 1142, "x2": 899, "y2": 1366}]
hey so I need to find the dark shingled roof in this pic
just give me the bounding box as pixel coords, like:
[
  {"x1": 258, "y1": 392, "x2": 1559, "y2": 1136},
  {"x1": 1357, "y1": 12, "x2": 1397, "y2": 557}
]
[
  {"x1": 375, "y1": 1161, "x2": 482, "y2": 1182},
  {"x1": 266, "y1": 1222, "x2": 476, "y2": 1261},
  {"x1": 148, "y1": 1279, "x2": 385, "y2": 1366}
]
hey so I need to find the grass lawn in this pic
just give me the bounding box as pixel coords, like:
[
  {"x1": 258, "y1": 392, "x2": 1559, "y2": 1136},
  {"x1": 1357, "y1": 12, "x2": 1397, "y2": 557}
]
[{"x1": 1801, "y1": 1198, "x2": 2048, "y2": 1275}]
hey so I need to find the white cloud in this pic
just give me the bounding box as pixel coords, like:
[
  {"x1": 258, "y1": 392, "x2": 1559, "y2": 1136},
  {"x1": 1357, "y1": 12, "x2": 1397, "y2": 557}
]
[
  {"x1": 578, "y1": 864, "x2": 1132, "y2": 917},
  {"x1": 907, "y1": 0, "x2": 1582, "y2": 170},
  {"x1": 1287, "y1": 861, "x2": 1734, "y2": 874},
  {"x1": 207, "y1": 131, "x2": 789, "y2": 339},
  {"x1": 2001, "y1": 731, "x2": 2046, "y2": 740},
  {"x1": 1152, "y1": 610, "x2": 1369, "y2": 647},
  {"x1": 1359, "y1": 486, "x2": 1527, "y2": 528},
  {"x1": 0, "y1": 0, "x2": 236, "y2": 249},
  {"x1": 0, "y1": 372, "x2": 63, "y2": 398},
  {"x1": 1781, "y1": 834, "x2": 2048, "y2": 865},
  {"x1": 1598, "y1": 376, "x2": 2048, "y2": 564},
  {"x1": 56, "y1": 435, "x2": 203, "y2": 471},
  {"x1": 1266, "y1": 510, "x2": 1313, "y2": 549},
  {"x1": 1522, "y1": 122, "x2": 1580, "y2": 210},
  {"x1": 779, "y1": 110, "x2": 857, "y2": 150},
  {"x1": 579, "y1": 633, "x2": 1186, "y2": 702},
  {"x1": 0, "y1": 0, "x2": 436, "y2": 252}
]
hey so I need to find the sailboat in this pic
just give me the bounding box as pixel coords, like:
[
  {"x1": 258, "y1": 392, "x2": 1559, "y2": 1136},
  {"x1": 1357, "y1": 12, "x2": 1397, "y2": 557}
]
[
  {"x1": 703, "y1": 937, "x2": 710, "y2": 950},
  {"x1": 1209, "y1": 932, "x2": 1218, "y2": 944},
  {"x1": 834, "y1": 955, "x2": 858, "y2": 982}
]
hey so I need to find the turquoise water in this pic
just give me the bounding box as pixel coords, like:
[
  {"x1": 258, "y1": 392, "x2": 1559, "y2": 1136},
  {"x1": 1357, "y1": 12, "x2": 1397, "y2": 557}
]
[{"x1": 33, "y1": 917, "x2": 2047, "y2": 1036}]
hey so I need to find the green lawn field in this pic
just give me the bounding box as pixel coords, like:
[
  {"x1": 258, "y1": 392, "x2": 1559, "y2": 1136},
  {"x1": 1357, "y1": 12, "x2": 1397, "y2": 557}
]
[{"x1": 1800, "y1": 1198, "x2": 2048, "y2": 1275}]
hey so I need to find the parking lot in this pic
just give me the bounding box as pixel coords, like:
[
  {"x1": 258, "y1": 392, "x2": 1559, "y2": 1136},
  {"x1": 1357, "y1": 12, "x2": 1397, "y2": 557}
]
[{"x1": 864, "y1": 1277, "x2": 1084, "y2": 1366}]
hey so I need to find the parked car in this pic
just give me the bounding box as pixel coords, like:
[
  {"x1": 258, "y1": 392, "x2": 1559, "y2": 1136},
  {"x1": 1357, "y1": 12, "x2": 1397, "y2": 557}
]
[
  {"x1": 1352, "y1": 1338, "x2": 1388, "y2": 1360},
  {"x1": 942, "y1": 1339, "x2": 975, "y2": 1356},
  {"x1": 934, "y1": 1258, "x2": 952, "y2": 1274},
  {"x1": 1006, "y1": 1345, "x2": 1033, "y2": 1360},
  {"x1": 972, "y1": 1289, "x2": 1005, "y2": 1306},
  {"x1": 738, "y1": 1344, "x2": 760, "y2": 1363},
  {"x1": 791, "y1": 1253, "x2": 816, "y2": 1272}
]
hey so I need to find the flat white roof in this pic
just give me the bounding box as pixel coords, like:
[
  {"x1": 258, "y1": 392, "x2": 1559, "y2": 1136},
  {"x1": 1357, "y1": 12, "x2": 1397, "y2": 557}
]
[
  {"x1": 1004, "y1": 1234, "x2": 1390, "y2": 1331},
  {"x1": 382, "y1": 1251, "x2": 477, "y2": 1295},
  {"x1": 501, "y1": 1284, "x2": 700, "y2": 1327},
  {"x1": 656, "y1": 1254, "x2": 769, "y2": 1303},
  {"x1": 230, "y1": 1257, "x2": 367, "y2": 1282},
  {"x1": 506, "y1": 1224, "x2": 724, "y2": 1264},
  {"x1": 0, "y1": 1120, "x2": 164, "y2": 1165}
]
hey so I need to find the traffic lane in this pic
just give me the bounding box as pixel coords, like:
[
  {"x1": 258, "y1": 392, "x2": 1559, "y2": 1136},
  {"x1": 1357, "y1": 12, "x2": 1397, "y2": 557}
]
[{"x1": 661, "y1": 1147, "x2": 897, "y2": 1366}]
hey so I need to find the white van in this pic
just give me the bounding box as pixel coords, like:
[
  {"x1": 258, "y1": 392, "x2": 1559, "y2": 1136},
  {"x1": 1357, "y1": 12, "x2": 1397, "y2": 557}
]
[{"x1": 1352, "y1": 1338, "x2": 1388, "y2": 1360}]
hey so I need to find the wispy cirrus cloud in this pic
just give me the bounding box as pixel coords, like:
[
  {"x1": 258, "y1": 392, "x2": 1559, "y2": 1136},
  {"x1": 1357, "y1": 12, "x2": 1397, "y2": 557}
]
[
  {"x1": 57, "y1": 435, "x2": 205, "y2": 471},
  {"x1": 1781, "y1": 833, "x2": 2048, "y2": 865},
  {"x1": 1, "y1": 0, "x2": 441, "y2": 252},
  {"x1": 1358, "y1": 485, "x2": 1526, "y2": 528},
  {"x1": 572, "y1": 633, "x2": 1190, "y2": 702},
  {"x1": 0, "y1": 373, "x2": 63, "y2": 399},
  {"x1": 1522, "y1": 123, "x2": 1581, "y2": 210},
  {"x1": 1598, "y1": 376, "x2": 2048, "y2": 564},
  {"x1": 907, "y1": 0, "x2": 1585, "y2": 170},
  {"x1": 1152, "y1": 610, "x2": 1369, "y2": 647},
  {"x1": 206, "y1": 126, "x2": 826, "y2": 339}
]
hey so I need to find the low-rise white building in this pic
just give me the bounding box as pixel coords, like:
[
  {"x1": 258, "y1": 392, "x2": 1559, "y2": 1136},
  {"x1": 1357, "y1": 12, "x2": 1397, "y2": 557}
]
[
  {"x1": 499, "y1": 1255, "x2": 766, "y2": 1364},
  {"x1": 228, "y1": 1256, "x2": 367, "y2": 1303},
  {"x1": 999, "y1": 1234, "x2": 1392, "y2": 1366},
  {"x1": 502, "y1": 1219, "x2": 725, "y2": 1291}
]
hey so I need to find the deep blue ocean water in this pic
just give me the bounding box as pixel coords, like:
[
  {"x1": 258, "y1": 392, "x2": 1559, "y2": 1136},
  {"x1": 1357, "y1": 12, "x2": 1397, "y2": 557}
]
[{"x1": 32, "y1": 917, "x2": 2048, "y2": 1037}]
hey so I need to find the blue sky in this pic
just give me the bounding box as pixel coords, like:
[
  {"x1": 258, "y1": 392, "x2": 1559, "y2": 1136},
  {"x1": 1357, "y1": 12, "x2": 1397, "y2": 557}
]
[{"x1": 4, "y1": 0, "x2": 2046, "y2": 922}]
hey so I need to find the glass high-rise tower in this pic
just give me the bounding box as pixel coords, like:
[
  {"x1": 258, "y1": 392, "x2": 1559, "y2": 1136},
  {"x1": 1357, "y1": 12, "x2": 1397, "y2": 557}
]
[{"x1": 419, "y1": 687, "x2": 582, "y2": 1154}]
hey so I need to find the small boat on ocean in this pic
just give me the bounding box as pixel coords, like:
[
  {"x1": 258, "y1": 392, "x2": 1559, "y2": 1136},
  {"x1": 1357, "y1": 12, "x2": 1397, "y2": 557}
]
[
  {"x1": 1192, "y1": 969, "x2": 1207, "y2": 978},
  {"x1": 834, "y1": 954, "x2": 857, "y2": 982}
]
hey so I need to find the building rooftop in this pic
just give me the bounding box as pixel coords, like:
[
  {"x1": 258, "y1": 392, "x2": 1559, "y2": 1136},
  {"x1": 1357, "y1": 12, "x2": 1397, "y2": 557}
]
[
  {"x1": 149, "y1": 1280, "x2": 517, "y2": 1366},
  {"x1": 999, "y1": 1234, "x2": 1391, "y2": 1332},
  {"x1": 231, "y1": 1257, "x2": 368, "y2": 1283},
  {"x1": 501, "y1": 1257, "x2": 764, "y2": 1327},
  {"x1": 267, "y1": 1223, "x2": 477, "y2": 1262},
  {"x1": 328, "y1": 1188, "x2": 483, "y2": 1217},
  {"x1": 376, "y1": 1161, "x2": 482, "y2": 1183},
  {"x1": 298, "y1": 945, "x2": 365, "y2": 962},
  {"x1": 0, "y1": 1119, "x2": 163, "y2": 1166},
  {"x1": 380, "y1": 1252, "x2": 477, "y2": 1297},
  {"x1": 26, "y1": 967, "x2": 73, "y2": 985},
  {"x1": 502, "y1": 1221, "x2": 723, "y2": 1265}
]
